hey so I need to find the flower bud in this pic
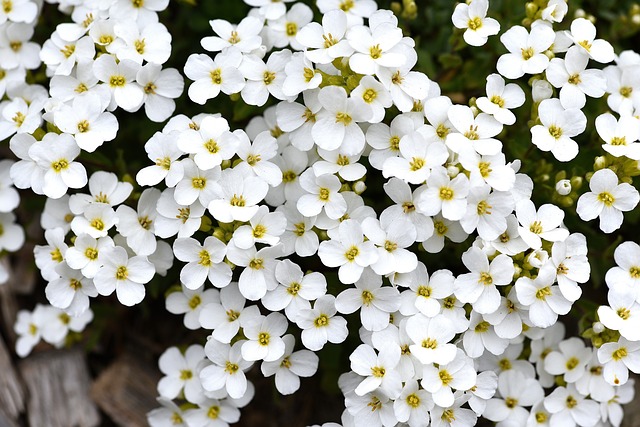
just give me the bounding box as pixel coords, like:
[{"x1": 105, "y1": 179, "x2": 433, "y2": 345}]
[
  {"x1": 593, "y1": 322, "x2": 605, "y2": 334},
  {"x1": 446, "y1": 165, "x2": 460, "y2": 178},
  {"x1": 594, "y1": 156, "x2": 607, "y2": 170},
  {"x1": 532, "y1": 80, "x2": 553, "y2": 102},
  {"x1": 555, "y1": 179, "x2": 572, "y2": 195},
  {"x1": 353, "y1": 180, "x2": 367, "y2": 194}
]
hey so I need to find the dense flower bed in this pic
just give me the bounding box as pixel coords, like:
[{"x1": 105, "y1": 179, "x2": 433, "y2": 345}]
[{"x1": 2, "y1": 0, "x2": 640, "y2": 426}]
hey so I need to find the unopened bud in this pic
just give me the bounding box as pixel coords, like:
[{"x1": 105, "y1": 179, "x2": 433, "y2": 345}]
[
  {"x1": 525, "y1": 2, "x2": 538, "y2": 17},
  {"x1": 555, "y1": 179, "x2": 572, "y2": 195},
  {"x1": 532, "y1": 80, "x2": 553, "y2": 102},
  {"x1": 447, "y1": 165, "x2": 460, "y2": 178},
  {"x1": 570, "y1": 176, "x2": 583, "y2": 188},
  {"x1": 353, "y1": 180, "x2": 367, "y2": 194},
  {"x1": 593, "y1": 322, "x2": 605, "y2": 334},
  {"x1": 594, "y1": 156, "x2": 607, "y2": 170}
]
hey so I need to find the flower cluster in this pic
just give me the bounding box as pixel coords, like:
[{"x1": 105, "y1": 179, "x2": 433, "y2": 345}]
[{"x1": 3, "y1": 0, "x2": 640, "y2": 426}]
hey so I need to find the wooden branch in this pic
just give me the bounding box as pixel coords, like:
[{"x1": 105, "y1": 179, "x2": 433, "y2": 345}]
[
  {"x1": 18, "y1": 349, "x2": 100, "y2": 427},
  {"x1": 0, "y1": 335, "x2": 24, "y2": 421},
  {"x1": 91, "y1": 353, "x2": 161, "y2": 427}
]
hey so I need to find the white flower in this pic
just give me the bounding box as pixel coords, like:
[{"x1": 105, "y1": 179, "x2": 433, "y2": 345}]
[
  {"x1": 239, "y1": 50, "x2": 292, "y2": 106},
  {"x1": 475, "y1": 73, "x2": 525, "y2": 125},
  {"x1": 350, "y1": 343, "x2": 402, "y2": 398},
  {"x1": 93, "y1": 246, "x2": 155, "y2": 306},
  {"x1": 245, "y1": 0, "x2": 292, "y2": 20},
  {"x1": 0, "y1": 23, "x2": 41, "y2": 70},
  {"x1": 173, "y1": 159, "x2": 220, "y2": 208},
  {"x1": 184, "y1": 50, "x2": 245, "y2": 104},
  {"x1": 462, "y1": 311, "x2": 510, "y2": 357},
  {"x1": 268, "y1": 3, "x2": 313, "y2": 50},
  {"x1": 421, "y1": 349, "x2": 477, "y2": 408},
  {"x1": 137, "y1": 131, "x2": 185, "y2": 187},
  {"x1": 484, "y1": 370, "x2": 544, "y2": 425},
  {"x1": 335, "y1": 268, "x2": 400, "y2": 331},
  {"x1": 576, "y1": 168, "x2": 640, "y2": 233},
  {"x1": 453, "y1": 247, "x2": 514, "y2": 315},
  {"x1": 531, "y1": 98, "x2": 587, "y2": 162},
  {"x1": 546, "y1": 46, "x2": 607, "y2": 109},
  {"x1": 543, "y1": 384, "x2": 600, "y2": 427},
  {"x1": 111, "y1": 21, "x2": 171, "y2": 65},
  {"x1": 226, "y1": 241, "x2": 283, "y2": 301},
  {"x1": 597, "y1": 289, "x2": 640, "y2": 341},
  {"x1": 446, "y1": 105, "x2": 503, "y2": 156},
  {"x1": 405, "y1": 313, "x2": 457, "y2": 365},
  {"x1": 296, "y1": 294, "x2": 348, "y2": 351},
  {"x1": 200, "y1": 340, "x2": 253, "y2": 399},
  {"x1": 0, "y1": 0, "x2": 37, "y2": 25},
  {"x1": 362, "y1": 217, "x2": 417, "y2": 275},
  {"x1": 40, "y1": 33, "x2": 95, "y2": 76},
  {"x1": 597, "y1": 338, "x2": 640, "y2": 386},
  {"x1": 606, "y1": 241, "x2": 640, "y2": 297},
  {"x1": 515, "y1": 199, "x2": 569, "y2": 250},
  {"x1": 316, "y1": 0, "x2": 377, "y2": 27},
  {"x1": 154, "y1": 189, "x2": 206, "y2": 238},
  {"x1": 451, "y1": 0, "x2": 500, "y2": 47},
  {"x1": 351, "y1": 75, "x2": 393, "y2": 123},
  {"x1": 296, "y1": 9, "x2": 353, "y2": 64},
  {"x1": 14, "y1": 304, "x2": 48, "y2": 357},
  {"x1": 208, "y1": 165, "x2": 269, "y2": 223},
  {"x1": 0, "y1": 211, "x2": 25, "y2": 253},
  {"x1": 515, "y1": 267, "x2": 571, "y2": 328},
  {"x1": 317, "y1": 220, "x2": 378, "y2": 284},
  {"x1": 92, "y1": 54, "x2": 144, "y2": 112},
  {"x1": 241, "y1": 312, "x2": 288, "y2": 362},
  {"x1": 173, "y1": 236, "x2": 232, "y2": 290},
  {"x1": 199, "y1": 283, "x2": 261, "y2": 343},
  {"x1": 137, "y1": 64, "x2": 184, "y2": 123},
  {"x1": 398, "y1": 265, "x2": 453, "y2": 317},
  {"x1": 544, "y1": 337, "x2": 591, "y2": 383},
  {"x1": 393, "y1": 379, "x2": 433, "y2": 426},
  {"x1": 277, "y1": 202, "x2": 319, "y2": 257},
  {"x1": 147, "y1": 398, "x2": 187, "y2": 427},
  {"x1": 261, "y1": 334, "x2": 319, "y2": 395},
  {"x1": 382, "y1": 131, "x2": 449, "y2": 184},
  {"x1": 565, "y1": 18, "x2": 615, "y2": 64},
  {"x1": 177, "y1": 115, "x2": 239, "y2": 171},
  {"x1": 312, "y1": 85, "x2": 372, "y2": 155},
  {"x1": 165, "y1": 283, "x2": 219, "y2": 330},
  {"x1": 282, "y1": 52, "x2": 321, "y2": 98},
  {"x1": 115, "y1": 188, "x2": 160, "y2": 256},
  {"x1": 45, "y1": 262, "x2": 97, "y2": 316},
  {"x1": 65, "y1": 234, "x2": 114, "y2": 279},
  {"x1": 497, "y1": 23, "x2": 555, "y2": 79},
  {"x1": 380, "y1": 177, "x2": 434, "y2": 242},
  {"x1": 33, "y1": 227, "x2": 67, "y2": 281},
  {"x1": 460, "y1": 185, "x2": 514, "y2": 241},
  {"x1": 53, "y1": 94, "x2": 117, "y2": 153},
  {"x1": 261, "y1": 259, "x2": 327, "y2": 322},
  {"x1": 548, "y1": 233, "x2": 590, "y2": 302},
  {"x1": 28, "y1": 133, "x2": 87, "y2": 199},
  {"x1": 0, "y1": 97, "x2": 42, "y2": 141},
  {"x1": 595, "y1": 113, "x2": 640, "y2": 160},
  {"x1": 346, "y1": 21, "x2": 405, "y2": 75},
  {"x1": 417, "y1": 167, "x2": 469, "y2": 221},
  {"x1": 236, "y1": 131, "x2": 282, "y2": 187},
  {"x1": 297, "y1": 169, "x2": 347, "y2": 220},
  {"x1": 201, "y1": 16, "x2": 263, "y2": 53},
  {"x1": 157, "y1": 345, "x2": 206, "y2": 404}
]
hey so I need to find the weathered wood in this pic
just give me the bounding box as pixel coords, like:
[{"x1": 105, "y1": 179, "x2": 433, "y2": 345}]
[
  {"x1": 19, "y1": 349, "x2": 100, "y2": 427},
  {"x1": 91, "y1": 353, "x2": 161, "y2": 427},
  {"x1": 0, "y1": 407, "x2": 20, "y2": 427},
  {"x1": 0, "y1": 335, "x2": 24, "y2": 421}
]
